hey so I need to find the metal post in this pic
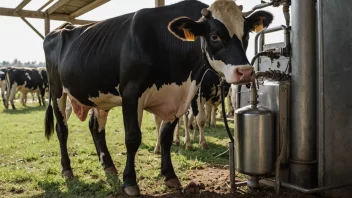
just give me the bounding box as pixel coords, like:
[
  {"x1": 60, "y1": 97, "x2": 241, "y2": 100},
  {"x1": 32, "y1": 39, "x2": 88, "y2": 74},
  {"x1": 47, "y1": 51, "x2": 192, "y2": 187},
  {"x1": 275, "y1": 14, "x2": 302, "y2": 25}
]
[
  {"x1": 229, "y1": 142, "x2": 236, "y2": 192},
  {"x1": 290, "y1": 0, "x2": 317, "y2": 189}
]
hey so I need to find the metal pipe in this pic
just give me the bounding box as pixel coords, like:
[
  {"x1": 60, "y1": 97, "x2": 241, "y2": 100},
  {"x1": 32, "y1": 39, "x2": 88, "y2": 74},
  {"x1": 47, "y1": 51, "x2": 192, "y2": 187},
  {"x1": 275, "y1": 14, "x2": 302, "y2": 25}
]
[
  {"x1": 290, "y1": 0, "x2": 317, "y2": 189},
  {"x1": 229, "y1": 142, "x2": 236, "y2": 192},
  {"x1": 260, "y1": 179, "x2": 352, "y2": 194},
  {"x1": 254, "y1": 25, "x2": 289, "y2": 70},
  {"x1": 250, "y1": 81, "x2": 258, "y2": 107},
  {"x1": 316, "y1": 0, "x2": 325, "y2": 188}
]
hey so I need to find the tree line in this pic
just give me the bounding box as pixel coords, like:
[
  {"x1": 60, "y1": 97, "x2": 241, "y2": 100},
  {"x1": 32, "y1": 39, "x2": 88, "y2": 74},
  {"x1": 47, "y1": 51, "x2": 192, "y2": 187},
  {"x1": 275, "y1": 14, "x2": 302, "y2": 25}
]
[{"x1": 0, "y1": 59, "x2": 45, "y2": 67}]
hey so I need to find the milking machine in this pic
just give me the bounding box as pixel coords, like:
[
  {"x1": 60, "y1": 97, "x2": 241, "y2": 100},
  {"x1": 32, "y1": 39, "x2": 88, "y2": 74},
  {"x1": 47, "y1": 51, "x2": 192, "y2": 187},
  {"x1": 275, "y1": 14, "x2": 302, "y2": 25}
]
[
  {"x1": 222, "y1": 0, "x2": 352, "y2": 196},
  {"x1": 222, "y1": 0, "x2": 292, "y2": 194}
]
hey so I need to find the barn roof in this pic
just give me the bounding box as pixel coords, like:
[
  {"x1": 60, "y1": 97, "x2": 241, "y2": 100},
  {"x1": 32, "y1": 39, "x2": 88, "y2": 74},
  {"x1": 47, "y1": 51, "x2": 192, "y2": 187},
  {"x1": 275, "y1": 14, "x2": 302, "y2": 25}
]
[{"x1": 0, "y1": 0, "x2": 165, "y2": 38}]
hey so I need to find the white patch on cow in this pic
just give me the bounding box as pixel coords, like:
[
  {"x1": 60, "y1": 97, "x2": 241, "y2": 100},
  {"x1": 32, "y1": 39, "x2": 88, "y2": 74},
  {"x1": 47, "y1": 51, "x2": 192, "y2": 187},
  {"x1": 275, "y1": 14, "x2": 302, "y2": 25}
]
[
  {"x1": 99, "y1": 152, "x2": 105, "y2": 165},
  {"x1": 93, "y1": 108, "x2": 108, "y2": 132},
  {"x1": 208, "y1": 0, "x2": 244, "y2": 39},
  {"x1": 8, "y1": 82, "x2": 18, "y2": 102},
  {"x1": 138, "y1": 73, "x2": 198, "y2": 122},
  {"x1": 57, "y1": 94, "x2": 68, "y2": 125},
  {"x1": 88, "y1": 90, "x2": 122, "y2": 111},
  {"x1": 25, "y1": 72, "x2": 31, "y2": 80},
  {"x1": 17, "y1": 81, "x2": 38, "y2": 94},
  {"x1": 206, "y1": 52, "x2": 252, "y2": 84}
]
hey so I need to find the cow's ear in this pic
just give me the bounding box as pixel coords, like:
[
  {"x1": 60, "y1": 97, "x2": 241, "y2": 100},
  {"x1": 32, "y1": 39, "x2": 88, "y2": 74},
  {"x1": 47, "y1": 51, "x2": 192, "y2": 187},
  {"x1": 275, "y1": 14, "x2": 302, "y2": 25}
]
[
  {"x1": 168, "y1": 17, "x2": 205, "y2": 42},
  {"x1": 245, "y1": 11, "x2": 273, "y2": 33}
]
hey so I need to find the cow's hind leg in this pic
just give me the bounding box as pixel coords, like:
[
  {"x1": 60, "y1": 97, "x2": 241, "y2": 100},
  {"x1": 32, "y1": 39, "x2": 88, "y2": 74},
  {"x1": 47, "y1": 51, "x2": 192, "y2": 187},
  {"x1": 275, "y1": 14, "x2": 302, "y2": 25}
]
[
  {"x1": 53, "y1": 93, "x2": 73, "y2": 178},
  {"x1": 6, "y1": 83, "x2": 17, "y2": 109},
  {"x1": 174, "y1": 120, "x2": 180, "y2": 146},
  {"x1": 184, "y1": 113, "x2": 192, "y2": 150},
  {"x1": 153, "y1": 114, "x2": 162, "y2": 154},
  {"x1": 160, "y1": 119, "x2": 182, "y2": 189},
  {"x1": 89, "y1": 108, "x2": 117, "y2": 174},
  {"x1": 196, "y1": 99, "x2": 208, "y2": 149},
  {"x1": 205, "y1": 103, "x2": 212, "y2": 127},
  {"x1": 210, "y1": 105, "x2": 217, "y2": 127}
]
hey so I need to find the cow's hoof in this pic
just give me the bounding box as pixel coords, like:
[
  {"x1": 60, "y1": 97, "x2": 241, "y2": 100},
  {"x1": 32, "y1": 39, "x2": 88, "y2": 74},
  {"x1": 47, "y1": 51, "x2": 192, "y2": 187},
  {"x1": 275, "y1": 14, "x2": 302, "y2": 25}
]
[
  {"x1": 62, "y1": 170, "x2": 74, "y2": 179},
  {"x1": 165, "y1": 178, "x2": 182, "y2": 189},
  {"x1": 124, "y1": 185, "x2": 140, "y2": 196},
  {"x1": 201, "y1": 142, "x2": 208, "y2": 150},
  {"x1": 154, "y1": 147, "x2": 161, "y2": 155},
  {"x1": 104, "y1": 166, "x2": 118, "y2": 175}
]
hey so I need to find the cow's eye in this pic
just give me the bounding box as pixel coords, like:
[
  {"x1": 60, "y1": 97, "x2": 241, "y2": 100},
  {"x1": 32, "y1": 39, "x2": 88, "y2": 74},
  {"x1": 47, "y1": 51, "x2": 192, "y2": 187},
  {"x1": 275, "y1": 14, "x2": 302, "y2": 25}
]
[{"x1": 210, "y1": 34, "x2": 220, "y2": 42}]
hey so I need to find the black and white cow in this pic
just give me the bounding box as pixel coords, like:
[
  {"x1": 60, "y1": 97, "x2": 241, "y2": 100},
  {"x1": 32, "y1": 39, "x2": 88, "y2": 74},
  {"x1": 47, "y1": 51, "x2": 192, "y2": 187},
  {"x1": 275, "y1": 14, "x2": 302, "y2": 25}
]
[
  {"x1": 153, "y1": 72, "x2": 232, "y2": 153},
  {"x1": 0, "y1": 68, "x2": 8, "y2": 106},
  {"x1": 43, "y1": 0, "x2": 273, "y2": 195},
  {"x1": 20, "y1": 68, "x2": 48, "y2": 106},
  {"x1": 4, "y1": 67, "x2": 47, "y2": 109}
]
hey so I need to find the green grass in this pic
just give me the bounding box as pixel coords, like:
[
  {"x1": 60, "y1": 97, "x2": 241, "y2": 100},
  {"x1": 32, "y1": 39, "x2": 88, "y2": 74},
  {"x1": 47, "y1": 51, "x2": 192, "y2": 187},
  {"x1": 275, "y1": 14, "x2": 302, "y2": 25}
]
[{"x1": 0, "y1": 101, "x2": 233, "y2": 197}]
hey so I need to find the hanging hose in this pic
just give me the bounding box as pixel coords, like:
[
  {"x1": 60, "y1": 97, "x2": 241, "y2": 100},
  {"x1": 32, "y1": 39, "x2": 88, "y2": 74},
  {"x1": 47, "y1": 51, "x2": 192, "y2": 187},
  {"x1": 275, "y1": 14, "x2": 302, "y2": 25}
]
[
  {"x1": 220, "y1": 81, "x2": 234, "y2": 143},
  {"x1": 251, "y1": 51, "x2": 269, "y2": 65}
]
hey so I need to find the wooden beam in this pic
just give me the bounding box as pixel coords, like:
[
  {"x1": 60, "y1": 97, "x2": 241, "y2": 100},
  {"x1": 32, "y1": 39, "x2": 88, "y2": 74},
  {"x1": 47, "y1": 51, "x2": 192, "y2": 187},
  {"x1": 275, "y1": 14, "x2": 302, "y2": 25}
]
[
  {"x1": 45, "y1": 11, "x2": 50, "y2": 36},
  {"x1": 15, "y1": 0, "x2": 31, "y2": 12},
  {"x1": 21, "y1": 17, "x2": 44, "y2": 39},
  {"x1": 38, "y1": 0, "x2": 53, "y2": 12},
  {"x1": 69, "y1": 0, "x2": 110, "y2": 18},
  {"x1": 155, "y1": 0, "x2": 164, "y2": 7},
  {"x1": 47, "y1": 0, "x2": 70, "y2": 15},
  {"x1": 0, "y1": 7, "x2": 96, "y2": 25}
]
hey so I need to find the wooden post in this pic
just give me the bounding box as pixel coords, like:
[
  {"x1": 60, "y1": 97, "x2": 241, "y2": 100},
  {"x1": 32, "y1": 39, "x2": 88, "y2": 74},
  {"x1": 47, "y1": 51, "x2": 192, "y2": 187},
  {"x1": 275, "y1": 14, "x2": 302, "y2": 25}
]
[
  {"x1": 155, "y1": 0, "x2": 165, "y2": 7},
  {"x1": 45, "y1": 11, "x2": 50, "y2": 36},
  {"x1": 21, "y1": 17, "x2": 44, "y2": 39}
]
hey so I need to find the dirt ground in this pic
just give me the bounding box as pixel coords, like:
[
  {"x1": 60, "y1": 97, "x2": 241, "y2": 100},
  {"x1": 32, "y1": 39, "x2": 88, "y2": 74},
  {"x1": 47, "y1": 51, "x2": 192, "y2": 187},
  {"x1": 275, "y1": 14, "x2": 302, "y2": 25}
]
[{"x1": 113, "y1": 166, "x2": 323, "y2": 198}]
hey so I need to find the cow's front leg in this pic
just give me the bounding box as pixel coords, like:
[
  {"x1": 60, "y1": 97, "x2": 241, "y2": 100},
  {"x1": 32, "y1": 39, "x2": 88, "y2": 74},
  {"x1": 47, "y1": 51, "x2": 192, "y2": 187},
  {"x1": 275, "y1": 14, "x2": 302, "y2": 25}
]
[
  {"x1": 89, "y1": 108, "x2": 117, "y2": 175},
  {"x1": 160, "y1": 119, "x2": 181, "y2": 189},
  {"x1": 122, "y1": 86, "x2": 142, "y2": 196}
]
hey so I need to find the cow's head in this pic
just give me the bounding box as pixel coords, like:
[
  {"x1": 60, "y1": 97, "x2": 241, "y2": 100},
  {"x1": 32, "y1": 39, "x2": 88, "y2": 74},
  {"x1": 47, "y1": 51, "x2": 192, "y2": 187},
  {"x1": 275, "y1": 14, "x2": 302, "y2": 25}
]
[{"x1": 168, "y1": 0, "x2": 273, "y2": 84}]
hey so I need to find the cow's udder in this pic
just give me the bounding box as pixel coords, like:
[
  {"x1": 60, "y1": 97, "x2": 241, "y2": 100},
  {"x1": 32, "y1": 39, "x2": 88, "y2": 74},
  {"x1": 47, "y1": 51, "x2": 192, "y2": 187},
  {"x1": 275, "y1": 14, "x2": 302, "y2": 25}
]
[{"x1": 70, "y1": 98, "x2": 91, "y2": 121}]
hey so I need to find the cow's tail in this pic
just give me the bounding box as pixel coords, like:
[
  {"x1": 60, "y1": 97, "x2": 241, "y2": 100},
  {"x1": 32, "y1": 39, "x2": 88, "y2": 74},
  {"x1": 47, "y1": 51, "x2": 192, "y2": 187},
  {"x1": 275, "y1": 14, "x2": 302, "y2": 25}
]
[{"x1": 44, "y1": 86, "x2": 54, "y2": 140}]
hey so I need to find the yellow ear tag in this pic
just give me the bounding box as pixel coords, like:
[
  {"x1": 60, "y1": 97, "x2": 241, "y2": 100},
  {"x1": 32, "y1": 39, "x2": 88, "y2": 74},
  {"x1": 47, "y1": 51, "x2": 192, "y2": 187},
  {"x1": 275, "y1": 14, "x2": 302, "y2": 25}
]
[
  {"x1": 183, "y1": 29, "x2": 195, "y2": 41},
  {"x1": 254, "y1": 16, "x2": 266, "y2": 33},
  {"x1": 254, "y1": 23, "x2": 264, "y2": 33}
]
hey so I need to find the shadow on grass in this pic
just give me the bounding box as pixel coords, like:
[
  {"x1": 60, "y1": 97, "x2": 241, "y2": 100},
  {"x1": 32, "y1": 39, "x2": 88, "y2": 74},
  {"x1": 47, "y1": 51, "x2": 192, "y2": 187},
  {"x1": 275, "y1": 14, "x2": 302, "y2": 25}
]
[
  {"x1": 1, "y1": 105, "x2": 45, "y2": 114},
  {"x1": 31, "y1": 174, "x2": 122, "y2": 198}
]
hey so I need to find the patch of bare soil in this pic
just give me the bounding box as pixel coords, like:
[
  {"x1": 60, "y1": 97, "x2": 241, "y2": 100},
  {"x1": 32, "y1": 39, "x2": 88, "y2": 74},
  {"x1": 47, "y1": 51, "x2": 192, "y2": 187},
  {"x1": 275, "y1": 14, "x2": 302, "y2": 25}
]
[{"x1": 113, "y1": 166, "x2": 323, "y2": 198}]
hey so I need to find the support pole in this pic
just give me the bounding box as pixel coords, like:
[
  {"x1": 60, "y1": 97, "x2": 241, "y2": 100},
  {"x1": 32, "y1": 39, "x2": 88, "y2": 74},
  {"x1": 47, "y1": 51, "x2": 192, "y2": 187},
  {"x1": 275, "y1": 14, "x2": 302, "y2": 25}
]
[
  {"x1": 155, "y1": 0, "x2": 165, "y2": 7},
  {"x1": 290, "y1": 0, "x2": 317, "y2": 189},
  {"x1": 21, "y1": 17, "x2": 44, "y2": 39},
  {"x1": 15, "y1": 0, "x2": 31, "y2": 13},
  {"x1": 44, "y1": 11, "x2": 50, "y2": 36},
  {"x1": 38, "y1": 0, "x2": 53, "y2": 12}
]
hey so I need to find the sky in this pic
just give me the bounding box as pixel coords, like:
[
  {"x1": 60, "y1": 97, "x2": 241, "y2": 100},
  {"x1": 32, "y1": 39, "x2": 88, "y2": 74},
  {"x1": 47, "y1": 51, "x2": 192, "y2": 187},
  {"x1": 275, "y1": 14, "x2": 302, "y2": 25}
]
[{"x1": 0, "y1": 0, "x2": 286, "y2": 63}]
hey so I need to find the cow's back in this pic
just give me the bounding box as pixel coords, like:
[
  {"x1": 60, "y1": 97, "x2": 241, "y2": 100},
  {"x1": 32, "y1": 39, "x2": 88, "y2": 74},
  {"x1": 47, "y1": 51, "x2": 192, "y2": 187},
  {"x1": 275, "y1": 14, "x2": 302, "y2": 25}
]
[{"x1": 43, "y1": 0, "x2": 208, "y2": 107}]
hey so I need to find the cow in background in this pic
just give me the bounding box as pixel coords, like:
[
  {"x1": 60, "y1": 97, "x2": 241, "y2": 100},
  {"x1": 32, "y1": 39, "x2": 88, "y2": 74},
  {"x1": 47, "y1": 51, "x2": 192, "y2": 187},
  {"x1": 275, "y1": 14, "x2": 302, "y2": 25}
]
[
  {"x1": 20, "y1": 67, "x2": 49, "y2": 105},
  {"x1": 4, "y1": 67, "x2": 47, "y2": 109},
  {"x1": 153, "y1": 72, "x2": 232, "y2": 153},
  {"x1": 0, "y1": 67, "x2": 9, "y2": 107}
]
